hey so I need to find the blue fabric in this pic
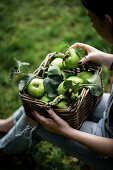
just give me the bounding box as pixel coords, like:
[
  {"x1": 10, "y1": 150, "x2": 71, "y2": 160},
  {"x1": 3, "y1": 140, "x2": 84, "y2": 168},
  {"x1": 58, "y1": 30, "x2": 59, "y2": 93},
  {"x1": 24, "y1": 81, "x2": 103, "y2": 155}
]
[
  {"x1": 0, "y1": 93, "x2": 113, "y2": 170},
  {"x1": 104, "y1": 85, "x2": 113, "y2": 138}
]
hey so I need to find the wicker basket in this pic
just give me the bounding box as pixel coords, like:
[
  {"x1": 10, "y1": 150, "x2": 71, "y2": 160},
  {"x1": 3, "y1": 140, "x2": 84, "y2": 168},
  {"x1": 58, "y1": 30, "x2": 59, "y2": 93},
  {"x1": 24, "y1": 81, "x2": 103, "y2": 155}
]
[{"x1": 20, "y1": 52, "x2": 104, "y2": 129}]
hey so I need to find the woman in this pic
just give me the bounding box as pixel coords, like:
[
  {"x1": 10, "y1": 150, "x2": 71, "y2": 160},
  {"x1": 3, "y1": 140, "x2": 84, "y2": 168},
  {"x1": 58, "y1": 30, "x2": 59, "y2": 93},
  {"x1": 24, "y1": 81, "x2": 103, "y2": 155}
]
[{"x1": 0, "y1": 0, "x2": 113, "y2": 169}]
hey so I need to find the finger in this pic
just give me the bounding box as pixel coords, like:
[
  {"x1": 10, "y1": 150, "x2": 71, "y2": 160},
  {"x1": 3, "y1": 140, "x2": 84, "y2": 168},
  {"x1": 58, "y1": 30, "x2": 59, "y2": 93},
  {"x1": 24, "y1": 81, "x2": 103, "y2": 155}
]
[
  {"x1": 70, "y1": 42, "x2": 89, "y2": 54},
  {"x1": 78, "y1": 55, "x2": 90, "y2": 65},
  {"x1": 45, "y1": 108, "x2": 61, "y2": 122},
  {"x1": 34, "y1": 111, "x2": 47, "y2": 122}
]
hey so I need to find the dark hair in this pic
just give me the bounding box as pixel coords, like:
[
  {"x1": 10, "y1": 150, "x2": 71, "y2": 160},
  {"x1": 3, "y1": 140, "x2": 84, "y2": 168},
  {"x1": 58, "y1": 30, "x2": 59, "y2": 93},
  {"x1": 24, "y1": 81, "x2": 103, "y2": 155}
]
[{"x1": 81, "y1": 0, "x2": 113, "y2": 19}]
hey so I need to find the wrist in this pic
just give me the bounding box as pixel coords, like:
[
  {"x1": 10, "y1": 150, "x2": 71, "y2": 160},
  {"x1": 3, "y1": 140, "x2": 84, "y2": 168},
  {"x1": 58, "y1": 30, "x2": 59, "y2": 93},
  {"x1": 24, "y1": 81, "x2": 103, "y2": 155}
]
[
  {"x1": 63, "y1": 126, "x2": 76, "y2": 139},
  {"x1": 102, "y1": 53, "x2": 113, "y2": 67},
  {"x1": 108, "y1": 54, "x2": 113, "y2": 67},
  {"x1": 108, "y1": 53, "x2": 113, "y2": 70}
]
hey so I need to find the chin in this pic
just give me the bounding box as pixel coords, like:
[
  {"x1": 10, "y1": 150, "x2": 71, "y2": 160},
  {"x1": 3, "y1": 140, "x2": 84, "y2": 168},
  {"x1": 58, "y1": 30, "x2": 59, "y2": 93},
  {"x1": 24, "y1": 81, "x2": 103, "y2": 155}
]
[{"x1": 102, "y1": 33, "x2": 113, "y2": 44}]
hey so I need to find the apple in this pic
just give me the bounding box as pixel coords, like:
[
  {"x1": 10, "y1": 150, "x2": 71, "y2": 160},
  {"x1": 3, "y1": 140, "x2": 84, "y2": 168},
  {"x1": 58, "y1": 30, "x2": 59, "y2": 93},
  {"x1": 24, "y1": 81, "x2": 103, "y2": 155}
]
[
  {"x1": 64, "y1": 48, "x2": 80, "y2": 69},
  {"x1": 58, "y1": 76, "x2": 83, "y2": 96},
  {"x1": 77, "y1": 71, "x2": 93, "y2": 83},
  {"x1": 40, "y1": 95, "x2": 50, "y2": 102},
  {"x1": 51, "y1": 58, "x2": 63, "y2": 69},
  {"x1": 57, "y1": 81, "x2": 66, "y2": 96},
  {"x1": 27, "y1": 78, "x2": 44, "y2": 98},
  {"x1": 67, "y1": 76, "x2": 83, "y2": 84},
  {"x1": 57, "y1": 101, "x2": 68, "y2": 108}
]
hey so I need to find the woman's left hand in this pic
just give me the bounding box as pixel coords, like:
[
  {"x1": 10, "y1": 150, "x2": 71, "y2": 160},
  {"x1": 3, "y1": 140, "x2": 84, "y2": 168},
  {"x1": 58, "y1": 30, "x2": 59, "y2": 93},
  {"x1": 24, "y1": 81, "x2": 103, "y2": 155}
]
[{"x1": 33, "y1": 107, "x2": 72, "y2": 136}]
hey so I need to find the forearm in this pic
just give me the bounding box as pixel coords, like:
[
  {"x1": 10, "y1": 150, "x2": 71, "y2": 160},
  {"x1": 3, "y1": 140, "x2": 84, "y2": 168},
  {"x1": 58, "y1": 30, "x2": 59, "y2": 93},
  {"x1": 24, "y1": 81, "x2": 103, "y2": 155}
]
[{"x1": 64, "y1": 127, "x2": 113, "y2": 157}]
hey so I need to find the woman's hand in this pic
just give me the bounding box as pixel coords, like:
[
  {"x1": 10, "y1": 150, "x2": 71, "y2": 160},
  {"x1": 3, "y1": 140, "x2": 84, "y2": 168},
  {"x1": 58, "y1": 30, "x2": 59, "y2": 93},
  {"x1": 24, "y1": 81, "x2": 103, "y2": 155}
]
[
  {"x1": 33, "y1": 107, "x2": 72, "y2": 136},
  {"x1": 70, "y1": 42, "x2": 113, "y2": 67}
]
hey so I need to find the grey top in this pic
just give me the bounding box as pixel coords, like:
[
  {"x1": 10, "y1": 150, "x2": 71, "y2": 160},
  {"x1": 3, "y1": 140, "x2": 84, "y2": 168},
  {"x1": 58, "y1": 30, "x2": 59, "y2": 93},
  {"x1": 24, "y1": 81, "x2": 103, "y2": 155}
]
[{"x1": 104, "y1": 85, "x2": 113, "y2": 138}]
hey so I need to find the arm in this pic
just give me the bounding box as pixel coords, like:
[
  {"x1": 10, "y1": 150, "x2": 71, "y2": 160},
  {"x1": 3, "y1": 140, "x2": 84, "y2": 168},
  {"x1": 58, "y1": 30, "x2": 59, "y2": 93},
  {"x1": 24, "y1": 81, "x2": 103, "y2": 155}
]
[
  {"x1": 66, "y1": 127, "x2": 113, "y2": 158},
  {"x1": 33, "y1": 109, "x2": 113, "y2": 158},
  {"x1": 70, "y1": 42, "x2": 113, "y2": 67}
]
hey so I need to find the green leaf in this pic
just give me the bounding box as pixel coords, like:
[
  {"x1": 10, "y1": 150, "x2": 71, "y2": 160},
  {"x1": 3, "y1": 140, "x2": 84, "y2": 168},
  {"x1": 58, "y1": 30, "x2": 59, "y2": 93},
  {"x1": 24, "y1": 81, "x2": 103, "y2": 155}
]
[
  {"x1": 49, "y1": 75, "x2": 63, "y2": 85},
  {"x1": 43, "y1": 75, "x2": 63, "y2": 99},
  {"x1": 87, "y1": 74, "x2": 102, "y2": 96},
  {"x1": 87, "y1": 74, "x2": 100, "y2": 84},
  {"x1": 55, "y1": 42, "x2": 68, "y2": 53},
  {"x1": 63, "y1": 80, "x2": 73, "y2": 91},
  {"x1": 88, "y1": 85, "x2": 102, "y2": 96},
  {"x1": 75, "y1": 46, "x2": 85, "y2": 59},
  {"x1": 40, "y1": 66, "x2": 48, "y2": 71},
  {"x1": 15, "y1": 59, "x2": 30, "y2": 72},
  {"x1": 49, "y1": 95, "x2": 66, "y2": 106},
  {"x1": 48, "y1": 64, "x2": 62, "y2": 76},
  {"x1": 43, "y1": 77, "x2": 58, "y2": 99},
  {"x1": 16, "y1": 59, "x2": 30, "y2": 67},
  {"x1": 73, "y1": 83, "x2": 80, "y2": 94},
  {"x1": 19, "y1": 73, "x2": 35, "y2": 91},
  {"x1": 9, "y1": 67, "x2": 19, "y2": 80}
]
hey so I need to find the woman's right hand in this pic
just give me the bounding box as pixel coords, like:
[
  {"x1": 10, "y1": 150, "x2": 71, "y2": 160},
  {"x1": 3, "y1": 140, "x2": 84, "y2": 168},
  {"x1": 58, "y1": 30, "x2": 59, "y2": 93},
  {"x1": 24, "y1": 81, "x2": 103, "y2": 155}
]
[{"x1": 70, "y1": 42, "x2": 113, "y2": 67}]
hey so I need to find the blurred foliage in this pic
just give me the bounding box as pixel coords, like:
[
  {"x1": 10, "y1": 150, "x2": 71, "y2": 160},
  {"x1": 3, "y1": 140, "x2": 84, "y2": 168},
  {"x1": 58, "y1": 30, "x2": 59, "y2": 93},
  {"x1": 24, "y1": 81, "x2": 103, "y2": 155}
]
[{"x1": 0, "y1": 0, "x2": 113, "y2": 169}]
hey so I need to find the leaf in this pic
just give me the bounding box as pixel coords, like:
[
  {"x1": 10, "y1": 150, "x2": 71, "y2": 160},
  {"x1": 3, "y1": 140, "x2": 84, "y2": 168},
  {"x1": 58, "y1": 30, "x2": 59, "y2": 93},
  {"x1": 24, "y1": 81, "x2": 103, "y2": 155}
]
[
  {"x1": 43, "y1": 79, "x2": 57, "y2": 99},
  {"x1": 15, "y1": 59, "x2": 30, "y2": 72},
  {"x1": 87, "y1": 74, "x2": 102, "y2": 96},
  {"x1": 43, "y1": 75, "x2": 63, "y2": 99},
  {"x1": 75, "y1": 46, "x2": 85, "y2": 59},
  {"x1": 9, "y1": 67, "x2": 19, "y2": 80},
  {"x1": 88, "y1": 85, "x2": 102, "y2": 96},
  {"x1": 49, "y1": 95, "x2": 66, "y2": 106},
  {"x1": 87, "y1": 74, "x2": 101, "y2": 85},
  {"x1": 73, "y1": 83, "x2": 80, "y2": 94},
  {"x1": 43, "y1": 77, "x2": 58, "y2": 99},
  {"x1": 19, "y1": 73, "x2": 35, "y2": 91},
  {"x1": 16, "y1": 59, "x2": 30, "y2": 67},
  {"x1": 40, "y1": 66, "x2": 48, "y2": 71},
  {"x1": 63, "y1": 80, "x2": 73, "y2": 91},
  {"x1": 40, "y1": 66, "x2": 48, "y2": 78},
  {"x1": 48, "y1": 64, "x2": 62, "y2": 76},
  {"x1": 55, "y1": 42, "x2": 68, "y2": 53},
  {"x1": 49, "y1": 75, "x2": 63, "y2": 85}
]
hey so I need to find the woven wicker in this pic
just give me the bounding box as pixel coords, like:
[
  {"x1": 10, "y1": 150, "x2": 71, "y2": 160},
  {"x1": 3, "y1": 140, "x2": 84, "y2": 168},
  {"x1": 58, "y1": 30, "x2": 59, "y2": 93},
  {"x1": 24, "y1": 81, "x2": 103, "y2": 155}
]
[{"x1": 20, "y1": 52, "x2": 104, "y2": 129}]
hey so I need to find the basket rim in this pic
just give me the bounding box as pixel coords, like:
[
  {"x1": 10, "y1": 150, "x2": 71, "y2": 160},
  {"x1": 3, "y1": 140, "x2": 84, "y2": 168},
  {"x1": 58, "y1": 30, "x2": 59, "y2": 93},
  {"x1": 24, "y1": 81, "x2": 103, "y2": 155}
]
[{"x1": 19, "y1": 86, "x2": 91, "y2": 113}]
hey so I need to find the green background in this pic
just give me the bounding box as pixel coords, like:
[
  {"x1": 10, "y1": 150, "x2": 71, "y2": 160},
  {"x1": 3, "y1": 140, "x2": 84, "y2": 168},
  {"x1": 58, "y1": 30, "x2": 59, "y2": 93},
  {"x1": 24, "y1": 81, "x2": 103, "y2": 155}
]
[{"x1": 0, "y1": 0, "x2": 112, "y2": 169}]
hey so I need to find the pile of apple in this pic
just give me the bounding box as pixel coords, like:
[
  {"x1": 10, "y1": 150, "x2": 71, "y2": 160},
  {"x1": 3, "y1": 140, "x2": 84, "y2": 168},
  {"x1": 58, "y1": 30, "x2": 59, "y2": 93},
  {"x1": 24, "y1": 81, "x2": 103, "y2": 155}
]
[{"x1": 27, "y1": 48, "x2": 93, "y2": 108}]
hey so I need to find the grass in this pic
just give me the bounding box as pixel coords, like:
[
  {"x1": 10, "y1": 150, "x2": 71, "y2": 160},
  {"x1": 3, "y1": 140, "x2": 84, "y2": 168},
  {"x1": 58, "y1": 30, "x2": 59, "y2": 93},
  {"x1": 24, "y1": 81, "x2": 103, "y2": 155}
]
[{"x1": 0, "y1": 0, "x2": 113, "y2": 169}]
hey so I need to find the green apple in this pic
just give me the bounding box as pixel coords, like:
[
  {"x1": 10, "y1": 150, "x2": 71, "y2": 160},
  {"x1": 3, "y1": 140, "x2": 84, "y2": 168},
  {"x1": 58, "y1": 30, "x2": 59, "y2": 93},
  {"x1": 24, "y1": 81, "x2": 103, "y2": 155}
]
[
  {"x1": 27, "y1": 78, "x2": 44, "y2": 98},
  {"x1": 40, "y1": 95, "x2": 50, "y2": 102},
  {"x1": 67, "y1": 76, "x2": 83, "y2": 84},
  {"x1": 57, "y1": 81, "x2": 66, "y2": 96},
  {"x1": 51, "y1": 58, "x2": 63, "y2": 69},
  {"x1": 58, "y1": 76, "x2": 83, "y2": 96},
  {"x1": 57, "y1": 101, "x2": 68, "y2": 108},
  {"x1": 64, "y1": 48, "x2": 80, "y2": 69},
  {"x1": 77, "y1": 71, "x2": 93, "y2": 83}
]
